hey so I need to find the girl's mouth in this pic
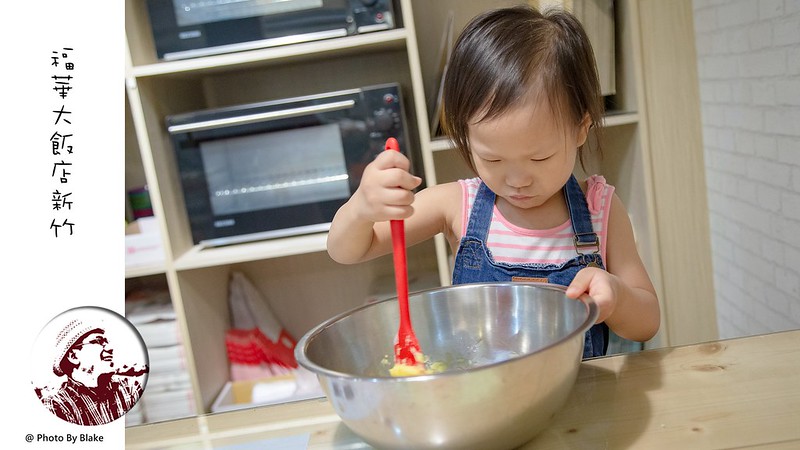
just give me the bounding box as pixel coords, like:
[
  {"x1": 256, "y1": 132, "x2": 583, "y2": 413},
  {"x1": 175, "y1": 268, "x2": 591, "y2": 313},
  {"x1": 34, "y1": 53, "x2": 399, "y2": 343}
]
[{"x1": 509, "y1": 194, "x2": 533, "y2": 201}]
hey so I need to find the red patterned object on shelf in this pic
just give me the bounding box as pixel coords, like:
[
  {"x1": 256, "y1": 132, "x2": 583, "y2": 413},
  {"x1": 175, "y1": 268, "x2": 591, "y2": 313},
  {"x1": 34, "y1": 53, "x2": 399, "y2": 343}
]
[
  {"x1": 225, "y1": 271, "x2": 298, "y2": 381},
  {"x1": 225, "y1": 328, "x2": 297, "y2": 381}
]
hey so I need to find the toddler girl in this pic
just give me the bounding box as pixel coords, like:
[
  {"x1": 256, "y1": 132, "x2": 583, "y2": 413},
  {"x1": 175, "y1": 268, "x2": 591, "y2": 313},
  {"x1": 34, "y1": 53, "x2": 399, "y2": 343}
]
[{"x1": 327, "y1": 5, "x2": 660, "y2": 357}]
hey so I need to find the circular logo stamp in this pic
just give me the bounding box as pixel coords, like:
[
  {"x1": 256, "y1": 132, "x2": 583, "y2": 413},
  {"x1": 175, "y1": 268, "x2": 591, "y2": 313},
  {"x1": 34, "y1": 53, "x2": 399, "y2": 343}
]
[{"x1": 32, "y1": 306, "x2": 149, "y2": 425}]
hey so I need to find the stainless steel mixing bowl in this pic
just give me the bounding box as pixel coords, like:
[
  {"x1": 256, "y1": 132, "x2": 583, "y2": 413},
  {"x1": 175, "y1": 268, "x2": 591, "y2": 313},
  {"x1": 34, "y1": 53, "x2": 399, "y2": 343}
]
[{"x1": 295, "y1": 282, "x2": 598, "y2": 449}]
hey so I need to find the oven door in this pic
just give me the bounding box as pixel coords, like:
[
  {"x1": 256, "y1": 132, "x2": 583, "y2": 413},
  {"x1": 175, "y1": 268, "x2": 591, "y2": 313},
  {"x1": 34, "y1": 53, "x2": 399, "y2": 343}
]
[
  {"x1": 147, "y1": 0, "x2": 351, "y2": 60},
  {"x1": 167, "y1": 85, "x2": 406, "y2": 247},
  {"x1": 146, "y1": 0, "x2": 395, "y2": 60}
]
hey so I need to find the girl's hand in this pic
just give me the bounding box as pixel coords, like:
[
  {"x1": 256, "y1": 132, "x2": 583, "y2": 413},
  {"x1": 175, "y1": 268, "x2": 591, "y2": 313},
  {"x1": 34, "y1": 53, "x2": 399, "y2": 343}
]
[
  {"x1": 565, "y1": 267, "x2": 621, "y2": 324},
  {"x1": 352, "y1": 150, "x2": 422, "y2": 222}
]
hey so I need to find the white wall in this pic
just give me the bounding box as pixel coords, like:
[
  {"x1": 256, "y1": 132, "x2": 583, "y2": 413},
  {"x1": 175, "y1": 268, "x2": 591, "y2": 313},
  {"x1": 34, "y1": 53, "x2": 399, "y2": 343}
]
[{"x1": 693, "y1": 0, "x2": 800, "y2": 338}]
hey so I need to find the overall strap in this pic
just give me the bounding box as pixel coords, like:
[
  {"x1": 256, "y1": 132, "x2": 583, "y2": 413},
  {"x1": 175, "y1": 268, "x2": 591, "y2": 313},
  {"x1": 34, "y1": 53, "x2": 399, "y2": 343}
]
[
  {"x1": 563, "y1": 175, "x2": 600, "y2": 253},
  {"x1": 463, "y1": 181, "x2": 496, "y2": 241}
]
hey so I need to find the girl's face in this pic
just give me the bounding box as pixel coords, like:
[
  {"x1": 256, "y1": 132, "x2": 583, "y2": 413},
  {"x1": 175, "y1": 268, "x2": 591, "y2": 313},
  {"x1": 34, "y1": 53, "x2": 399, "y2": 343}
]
[{"x1": 467, "y1": 94, "x2": 590, "y2": 210}]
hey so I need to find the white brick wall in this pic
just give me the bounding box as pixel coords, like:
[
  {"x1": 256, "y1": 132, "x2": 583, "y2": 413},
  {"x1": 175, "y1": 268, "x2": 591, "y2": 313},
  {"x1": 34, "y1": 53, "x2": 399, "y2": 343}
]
[{"x1": 693, "y1": 0, "x2": 800, "y2": 338}]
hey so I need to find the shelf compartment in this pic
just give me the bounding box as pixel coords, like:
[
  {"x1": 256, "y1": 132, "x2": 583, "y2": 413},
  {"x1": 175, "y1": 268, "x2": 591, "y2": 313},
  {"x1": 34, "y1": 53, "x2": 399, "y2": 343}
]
[
  {"x1": 131, "y1": 50, "x2": 421, "y2": 265},
  {"x1": 176, "y1": 241, "x2": 441, "y2": 411}
]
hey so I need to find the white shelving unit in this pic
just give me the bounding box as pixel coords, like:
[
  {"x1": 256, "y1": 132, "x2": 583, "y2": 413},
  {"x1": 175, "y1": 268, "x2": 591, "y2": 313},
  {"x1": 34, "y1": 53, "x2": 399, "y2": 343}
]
[{"x1": 125, "y1": 0, "x2": 716, "y2": 421}]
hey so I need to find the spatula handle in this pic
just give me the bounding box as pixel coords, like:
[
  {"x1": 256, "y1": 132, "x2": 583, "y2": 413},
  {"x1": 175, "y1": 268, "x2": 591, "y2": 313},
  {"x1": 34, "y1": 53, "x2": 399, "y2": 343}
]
[
  {"x1": 385, "y1": 138, "x2": 411, "y2": 325},
  {"x1": 391, "y1": 219, "x2": 409, "y2": 318}
]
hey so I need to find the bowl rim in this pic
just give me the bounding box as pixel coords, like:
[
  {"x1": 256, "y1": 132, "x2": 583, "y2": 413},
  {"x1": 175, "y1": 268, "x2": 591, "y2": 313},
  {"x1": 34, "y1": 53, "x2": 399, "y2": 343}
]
[{"x1": 294, "y1": 281, "x2": 599, "y2": 381}]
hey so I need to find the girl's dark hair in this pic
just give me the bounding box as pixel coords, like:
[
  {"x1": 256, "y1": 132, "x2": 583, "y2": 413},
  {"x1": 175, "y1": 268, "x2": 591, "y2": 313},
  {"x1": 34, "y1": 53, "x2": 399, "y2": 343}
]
[{"x1": 441, "y1": 5, "x2": 604, "y2": 172}]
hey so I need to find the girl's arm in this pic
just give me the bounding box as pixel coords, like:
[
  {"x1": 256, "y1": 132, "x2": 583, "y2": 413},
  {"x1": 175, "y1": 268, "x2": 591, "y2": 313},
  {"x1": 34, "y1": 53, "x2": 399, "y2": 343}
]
[
  {"x1": 327, "y1": 151, "x2": 460, "y2": 264},
  {"x1": 566, "y1": 193, "x2": 660, "y2": 342}
]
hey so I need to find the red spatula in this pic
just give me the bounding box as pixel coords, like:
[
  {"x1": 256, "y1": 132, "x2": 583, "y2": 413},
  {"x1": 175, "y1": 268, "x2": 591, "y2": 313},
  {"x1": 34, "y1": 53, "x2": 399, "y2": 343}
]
[{"x1": 385, "y1": 137, "x2": 423, "y2": 367}]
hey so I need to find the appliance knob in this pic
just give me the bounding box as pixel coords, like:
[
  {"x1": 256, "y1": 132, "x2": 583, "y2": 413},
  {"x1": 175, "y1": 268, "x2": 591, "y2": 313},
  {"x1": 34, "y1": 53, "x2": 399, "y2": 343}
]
[{"x1": 382, "y1": 93, "x2": 397, "y2": 104}]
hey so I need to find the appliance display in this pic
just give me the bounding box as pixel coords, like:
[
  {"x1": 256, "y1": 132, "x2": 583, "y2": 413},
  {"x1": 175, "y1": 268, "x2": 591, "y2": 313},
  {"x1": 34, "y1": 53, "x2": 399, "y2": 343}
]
[
  {"x1": 146, "y1": 0, "x2": 397, "y2": 60},
  {"x1": 166, "y1": 83, "x2": 416, "y2": 247}
]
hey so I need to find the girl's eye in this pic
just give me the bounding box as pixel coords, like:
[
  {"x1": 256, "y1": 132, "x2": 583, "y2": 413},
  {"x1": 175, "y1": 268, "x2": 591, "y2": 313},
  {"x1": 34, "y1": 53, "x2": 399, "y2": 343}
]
[{"x1": 531, "y1": 154, "x2": 553, "y2": 162}]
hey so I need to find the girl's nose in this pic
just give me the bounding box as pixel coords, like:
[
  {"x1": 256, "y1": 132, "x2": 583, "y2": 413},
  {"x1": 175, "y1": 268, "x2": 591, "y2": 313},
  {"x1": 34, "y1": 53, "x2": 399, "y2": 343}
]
[{"x1": 505, "y1": 169, "x2": 533, "y2": 189}]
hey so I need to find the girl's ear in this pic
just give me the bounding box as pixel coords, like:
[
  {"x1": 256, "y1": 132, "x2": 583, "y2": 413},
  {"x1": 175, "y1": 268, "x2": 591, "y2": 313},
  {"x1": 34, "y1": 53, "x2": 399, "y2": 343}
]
[{"x1": 575, "y1": 113, "x2": 592, "y2": 148}]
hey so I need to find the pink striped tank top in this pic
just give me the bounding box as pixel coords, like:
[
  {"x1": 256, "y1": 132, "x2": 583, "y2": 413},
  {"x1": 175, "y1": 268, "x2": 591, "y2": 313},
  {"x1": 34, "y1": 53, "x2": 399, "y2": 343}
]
[{"x1": 459, "y1": 175, "x2": 614, "y2": 265}]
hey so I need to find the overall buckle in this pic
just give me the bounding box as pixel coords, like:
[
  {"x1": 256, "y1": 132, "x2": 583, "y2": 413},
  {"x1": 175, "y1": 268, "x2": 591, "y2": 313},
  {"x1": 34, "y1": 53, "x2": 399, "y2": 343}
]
[{"x1": 573, "y1": 233, "x2": 600, "y2": 268}]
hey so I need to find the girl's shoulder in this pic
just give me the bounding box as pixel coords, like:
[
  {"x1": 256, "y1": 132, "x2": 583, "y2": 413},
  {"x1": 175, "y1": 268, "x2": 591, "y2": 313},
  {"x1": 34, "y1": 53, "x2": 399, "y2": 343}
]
[
  {"x1": 421, "y1": 180, "x2": 465, "y2": 196},
  {"x1": 457, "y1": 177, "x2": 482, "y2": 200},
  {"x1": 583, "y1": 174, "x2": 615, "y2": 215},
  {"x1": 413, "y1": 181, "x2": 464, "y2": 247},
  {"x1": 458, "y1": 177, "x2": 482, "y2": 188},
  {"x1": 414, "y1": 180, "x2": 463, "y2": 211}
]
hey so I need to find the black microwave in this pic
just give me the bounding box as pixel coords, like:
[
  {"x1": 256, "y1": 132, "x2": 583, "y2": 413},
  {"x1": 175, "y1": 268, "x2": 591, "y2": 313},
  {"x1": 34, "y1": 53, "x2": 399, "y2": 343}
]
[
  {"x1": 166, "y1": 83, "x2": 417, "y2": 247},
  {"x1": 146, "y1": 0, "x2": 397, "y2": 60}
]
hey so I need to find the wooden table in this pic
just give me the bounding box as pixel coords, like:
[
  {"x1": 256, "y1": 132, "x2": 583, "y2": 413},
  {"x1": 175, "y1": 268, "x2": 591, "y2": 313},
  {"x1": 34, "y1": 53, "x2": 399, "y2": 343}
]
[{"x1": 126, "y1": 330, "x2": 800, "y2": 449}]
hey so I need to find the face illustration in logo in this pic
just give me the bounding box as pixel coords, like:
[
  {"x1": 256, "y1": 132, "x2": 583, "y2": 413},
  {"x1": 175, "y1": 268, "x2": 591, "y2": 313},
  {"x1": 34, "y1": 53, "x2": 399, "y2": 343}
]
[{"x1": 34, "y1": 307, "x2": 149, "y2": 426}]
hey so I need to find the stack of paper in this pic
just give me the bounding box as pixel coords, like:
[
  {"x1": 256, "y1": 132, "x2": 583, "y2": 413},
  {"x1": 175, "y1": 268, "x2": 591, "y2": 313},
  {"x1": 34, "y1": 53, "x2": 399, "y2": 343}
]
[
  {"x1": 126, "y1": 287, "x2": 196, "y2": 425},
  {"x1": 211, "y1": 366, "x2": 324, "y2": 413},
  {"x1": 125, "y1": 216, "x2": 165, "y2": 268}
]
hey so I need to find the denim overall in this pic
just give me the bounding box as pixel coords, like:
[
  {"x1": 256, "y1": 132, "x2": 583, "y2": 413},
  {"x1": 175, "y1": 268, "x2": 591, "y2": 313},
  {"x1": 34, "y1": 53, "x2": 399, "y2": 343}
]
[{"x1": 452, "y1": 175, "x2": 609, "y2": 358}]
